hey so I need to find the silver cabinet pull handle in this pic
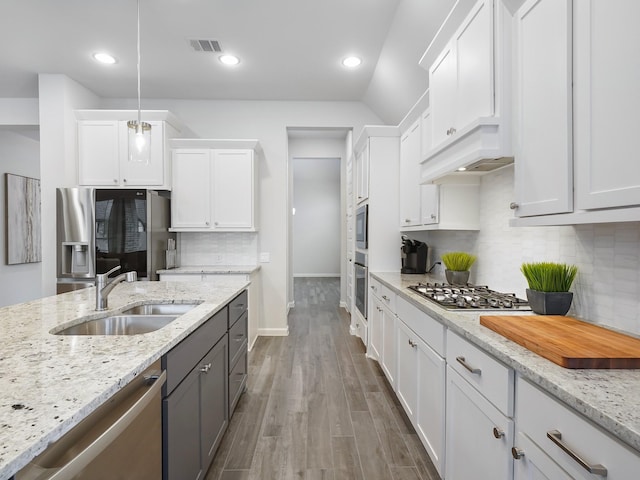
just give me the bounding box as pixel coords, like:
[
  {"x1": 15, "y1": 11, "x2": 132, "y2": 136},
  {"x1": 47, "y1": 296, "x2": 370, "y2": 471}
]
[
  {"x1": 430, "y1": 214, "x2": 436, "y2": 219},
  {"x1": 200, "y1": 362, "x2": 212, "y2": 373},
  {"x1": 456, "y1": 356, "x2": 481, "y2": 375},
  {"x1": 511, "y1": 447, "x2": 525, "y2": 460},
  {"x1": 492, "y1": 427, "x2": 505, "y2": 439},
  {"x1": 408, "y1": 339, "x2": 417, "y2": 348},
  {"x1": 510, "y1": 202, "x2": 519, "y2": 210},
  {"x1": 547, "y1": 430, "x2": 608, "y2": 477},
  {"x1": 382, "y1": 295, "x2": 389, "y2": 301}
]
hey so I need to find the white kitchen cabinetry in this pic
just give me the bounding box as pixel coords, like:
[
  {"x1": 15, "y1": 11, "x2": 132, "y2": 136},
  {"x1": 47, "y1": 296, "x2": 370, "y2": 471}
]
[
  {"x1": 368, "y1": 278, "x2": 397, "y2": 387},
  {"x1": 445, "y1": 330, "x2": 515, "y2": 480},
  {"x1": 512, "y1": 0, "x2": 573, "y2": 217},
  {"x1": 399, "y1": 108, "x2": 480, "y2": 231},
  {"x1": 513, "y1": 377, "x2": 640, "y2": 480},
  {"x1": 574, "y1": 0, "x2": 640, "y2": 211},
  {"x1": 76, "y1": 110, "x2": 181, "y2": 189},
  {"x1": 429, "y1": 0, "x2": 493, "y2": 148},
  {"x1": 395, "y1": 297, "x2": 446, "y2": 477},
  {"x1": 170, "y1": 139, "x2": 259, "y2": 232},
  {"x1": 419, "y1": 0, "x2": 511, "y2": 181},
  {"x1": 355, "y1": 141, "x2": 369, "y2": 204}
]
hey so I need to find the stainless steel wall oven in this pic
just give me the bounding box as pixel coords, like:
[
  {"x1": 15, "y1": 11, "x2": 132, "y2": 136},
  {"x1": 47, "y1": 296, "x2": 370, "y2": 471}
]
[{"x1": 354, "y1": 251, "x2": 368, "y2": 319}]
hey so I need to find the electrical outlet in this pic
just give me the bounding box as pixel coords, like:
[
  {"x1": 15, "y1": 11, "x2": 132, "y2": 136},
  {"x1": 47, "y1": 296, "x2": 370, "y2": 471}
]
[{"x1": 259, "y1": 252, "x2": 270, "y2": 263}]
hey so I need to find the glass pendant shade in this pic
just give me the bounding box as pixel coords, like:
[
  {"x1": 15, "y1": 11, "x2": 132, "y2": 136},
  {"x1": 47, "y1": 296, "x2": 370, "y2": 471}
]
[{"x1": 127, "y1": 120, "x2": 151, "y2": 163}]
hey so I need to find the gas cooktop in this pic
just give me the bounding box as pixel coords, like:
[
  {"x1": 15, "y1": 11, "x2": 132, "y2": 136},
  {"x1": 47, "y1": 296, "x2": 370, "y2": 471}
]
[{"x1": 408, "y1": 282, "x2": 531, "y2": 311}]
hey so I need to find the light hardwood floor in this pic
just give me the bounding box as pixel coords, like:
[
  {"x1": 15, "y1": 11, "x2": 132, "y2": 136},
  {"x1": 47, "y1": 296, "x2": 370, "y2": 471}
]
[{"x1": 206, "y1": 277, "x2": 440, "y2": 480}]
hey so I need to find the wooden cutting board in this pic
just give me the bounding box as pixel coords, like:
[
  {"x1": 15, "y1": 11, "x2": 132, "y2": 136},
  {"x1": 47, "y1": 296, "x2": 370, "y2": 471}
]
[{"x1": 480, "y1": 315, "x2": 640, "y2": 369}]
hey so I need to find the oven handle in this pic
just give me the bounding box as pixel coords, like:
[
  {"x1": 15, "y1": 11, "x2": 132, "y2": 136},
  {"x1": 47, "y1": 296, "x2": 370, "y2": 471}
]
[{"x1": 44, "y1": 370, "x2": 166, "y2": 480}]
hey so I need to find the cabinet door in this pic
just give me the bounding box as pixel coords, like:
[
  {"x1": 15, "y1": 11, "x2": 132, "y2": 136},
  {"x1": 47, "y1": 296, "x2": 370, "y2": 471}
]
[
  {"x1": 415, "y1": 335, "x2": 446, "y2": 477},
  {"x1": 574, "y1": 0, "x2": 640, "y2": 209},
  {"x1": 395, "y1": 320, "x2": 418, "y2": 420},
  {"x1": 455, "y1": 0, "x2": 494, "y2": 128},
  {"x1": 420, "y1": 184, "x2": 439, "y2": 225},
  {"x1": 399, "y1": 119, "x2": 422, "y2": 227},
  {"x1": 445, "y1": 366, "x2": 514, "y2": 480},
  {"x1": 172, "y1": 149, "x2": 211, "y2": 228},
  {"x1": 78, "y1": 120, "x2": 120, "y2": 186},
  {"x1": 513, "y1": 0, "x2": 573, "y2": 217},
  {"x1": 356, "y1": 141, "x2": 369, "y2": 203},
  {"x1": 513, "y1": 432, "x2": 573, "y2": 480},
  {"x1": 164, "y1": 366, "x2": 203, "y2": 480},
  {"x1": 429, "y1": 44, "x2": 457, "y2": 147},
  {"x1": 200, "y1": 337, "x2": 229, "y2": 473},
  {"x1": 420, "y1": 108, "x2": 432, "y2": 158},
  {"x1": 368, "y1": 296, "x2": 383, "y2": 361},
  {"x1": 380, "y1": 306, "x2": 396, "y2": 388},
  {"x1": 212, "y1": 149, "x2": 254, "y2": 229},
  {"x1": 119, "y1": 120, "x2": 165, "y2": 186}
]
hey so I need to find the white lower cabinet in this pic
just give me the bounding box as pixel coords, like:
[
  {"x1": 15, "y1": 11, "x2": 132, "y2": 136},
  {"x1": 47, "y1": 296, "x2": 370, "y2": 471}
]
[
  {"x1": 446, "y1": 366, "x2": 514, "y2": 480},
  {"x1": 368, "y1": 278, "x2": 397, "y2": 388},
  {"x1": 514, "y1": 377, "x2": 640, "y2": 480},
  {"x1": 395, "y1": 311, "x2": 446, "y2": 476},
  {"x1": 368, "y1": 295, "x2": 383, "y2": 362}
]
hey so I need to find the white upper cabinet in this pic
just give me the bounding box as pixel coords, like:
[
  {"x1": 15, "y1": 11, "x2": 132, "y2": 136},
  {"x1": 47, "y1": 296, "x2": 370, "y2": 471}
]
[
  {"x1": 574, "y1": 0, "x2": 640, "y2": 210},
  {"x1": 170, "y1": 139, "x2": 259, "y2": 232},
  {"x1": 355, "y1": 141, "x2": 369, "y2": 204},
  {"x1": 76, "y1": 110, "x2": 181, "y2": 189},
  {"x1": 420, "y1": 0, "x2": 510, "y2": 181},
  {"x1": 399, "y1": 118, "x2": 422, "y2": 227},
  {"x1": 512, "y1": 0, "x2": 573, "y2": 217}
]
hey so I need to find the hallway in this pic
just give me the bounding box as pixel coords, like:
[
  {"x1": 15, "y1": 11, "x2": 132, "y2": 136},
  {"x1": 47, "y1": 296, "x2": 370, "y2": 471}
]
[{"x1": 206, "y1": 277, "x2": 439, "y2": 480}]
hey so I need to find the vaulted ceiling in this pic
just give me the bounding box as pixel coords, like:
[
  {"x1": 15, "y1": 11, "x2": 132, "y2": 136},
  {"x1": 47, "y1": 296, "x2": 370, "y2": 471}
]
[{"x1": 0, "y1": 0, "x2": 454, "y2": 124}]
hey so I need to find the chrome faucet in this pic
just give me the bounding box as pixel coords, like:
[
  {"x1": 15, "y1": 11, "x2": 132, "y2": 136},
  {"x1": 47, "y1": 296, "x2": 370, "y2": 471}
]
[{"x1": 95, "y1": 265, "x2": 137, "y2": 311}]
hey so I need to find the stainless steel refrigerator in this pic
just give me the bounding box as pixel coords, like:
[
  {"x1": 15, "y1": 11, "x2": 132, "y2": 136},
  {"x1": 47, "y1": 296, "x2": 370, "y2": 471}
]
[{"x1": 56, "y1": 188, "x2": 175, "y2": 293}]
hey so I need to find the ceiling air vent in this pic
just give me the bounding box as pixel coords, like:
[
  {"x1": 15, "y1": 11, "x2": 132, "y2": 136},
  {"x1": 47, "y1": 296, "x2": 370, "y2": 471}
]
[{"x1": 189, "y1": 39, "x2": 222, "y2": 53}]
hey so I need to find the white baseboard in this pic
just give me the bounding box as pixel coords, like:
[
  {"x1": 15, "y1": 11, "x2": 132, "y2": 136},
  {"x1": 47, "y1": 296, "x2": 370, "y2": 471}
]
[
  {"x1": 258, "y1": 327, "x2": 290, "y2": 337},
  {"x1": 293, "y1": 273, "x2": 340, "y2": 278},
  {"x1": 247, "y1": 335, "x2": 258, "y2": 352},
  {"x1": 339, "y1": 301, "x2": 347, "y2": 308}
]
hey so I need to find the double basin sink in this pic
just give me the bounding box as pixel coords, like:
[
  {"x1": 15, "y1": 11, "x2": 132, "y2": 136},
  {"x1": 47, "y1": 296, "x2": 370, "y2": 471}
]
[{"x1": 54, "y1": 303, "x2": 200, "y2": 336}]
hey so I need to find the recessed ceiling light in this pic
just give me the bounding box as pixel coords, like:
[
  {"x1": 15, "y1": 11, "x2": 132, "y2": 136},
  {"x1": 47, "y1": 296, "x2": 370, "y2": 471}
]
[
  {"x1": 457, "y1": 167, "x2": 467, "y2": 171},
  {"x1": 342, "y1": 56, "x2": 362, "y2": 68},
  {"x1": 93, "y1": 52, "x2": 117, "y2": 64},
  {"x1": 219, "y1": 54, "x2": 240, "y2": 66}
]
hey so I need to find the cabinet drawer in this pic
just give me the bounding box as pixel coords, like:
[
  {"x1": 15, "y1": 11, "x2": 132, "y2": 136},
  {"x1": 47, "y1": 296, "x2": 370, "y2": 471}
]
[
  {"x1": 447, "y1": 330, "x2": 514, "y2": 416},
  {"x1": 397, "y1": 296, "x2": 445, "y2": 356},
  {"x1": 228, "y1": 290, "x2": 248, "y2": 328},
  {"x1": 163, "y1": 307, "x2": 228, "y2": 395},
  {"x1": 228, "y1": 350, "x2": 247, "y2": 416},
  {"x1": 369, "y1": 278, "x2": 396, "y2": 312},
  {"x1": 229, "y1": 311, "x2": 248, "y2": 368},
  {"x1": 516, "y1": 377, "x2": 640, "y2": 479}
]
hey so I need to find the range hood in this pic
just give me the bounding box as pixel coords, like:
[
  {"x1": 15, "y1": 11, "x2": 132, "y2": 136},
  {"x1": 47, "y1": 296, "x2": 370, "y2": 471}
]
[{"x1": 420, "y1": 117, "x2": 513, "y2": 183}]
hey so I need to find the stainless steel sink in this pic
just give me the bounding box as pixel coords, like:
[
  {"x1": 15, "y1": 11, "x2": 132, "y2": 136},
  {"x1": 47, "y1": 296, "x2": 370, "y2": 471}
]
[
  {"x1": 55, "y1": 315, "x2": 179, "y2": 335},
  {"x1": 121, "y1": 303, "x2": 199, "y2": 316}
]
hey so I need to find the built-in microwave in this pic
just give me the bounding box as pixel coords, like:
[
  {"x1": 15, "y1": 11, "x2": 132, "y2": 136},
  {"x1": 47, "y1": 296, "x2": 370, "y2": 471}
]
[{"x1": 356, "y1": 204, "x2": 368, "y2": 249}]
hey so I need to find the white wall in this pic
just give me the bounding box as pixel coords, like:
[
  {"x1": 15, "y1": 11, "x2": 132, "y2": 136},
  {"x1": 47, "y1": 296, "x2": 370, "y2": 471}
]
[
  {"x1": 292, "y1": 157, "x2": 341, "y2": 277},
  {"x1": 414, "y1": 165, "x2": 640, "y2": 335},
  {"x1": 178, "y1": 232, "x2": 258, "y2": 266},
  {"x1": 0, "y1": 129, "x2": 42, "y2": 306},
  {"x1": 99, "y1": 98, "x2": 382, "y2": 336}
]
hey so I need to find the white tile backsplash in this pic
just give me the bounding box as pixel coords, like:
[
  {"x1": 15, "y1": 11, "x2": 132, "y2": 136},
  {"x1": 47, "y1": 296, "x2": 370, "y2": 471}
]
[
  {"x1": 177, "y1": 232, "x2": 258, "y2": 266},
  {"x1": 420, "y1": 166, "x2": 640, "y2": 334}
]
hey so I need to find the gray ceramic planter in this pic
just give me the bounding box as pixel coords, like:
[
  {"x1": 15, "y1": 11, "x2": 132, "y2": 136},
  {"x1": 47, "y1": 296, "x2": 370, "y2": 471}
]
[
  {"x1": 526, "y1": 289, "x2": 573, "y2": 315},
  {"x1": 445, "y1": 269, "x2": 470, "y2": 285}
]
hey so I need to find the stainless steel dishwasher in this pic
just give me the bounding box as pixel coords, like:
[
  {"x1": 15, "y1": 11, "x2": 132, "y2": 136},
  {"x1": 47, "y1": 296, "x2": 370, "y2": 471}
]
[{"x1": 16, "y1": 361, "x2": 166, "y2": 480}]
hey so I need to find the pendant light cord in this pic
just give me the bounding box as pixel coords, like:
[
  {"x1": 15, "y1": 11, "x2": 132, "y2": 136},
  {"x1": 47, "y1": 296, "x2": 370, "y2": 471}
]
[{"x1": 136, "y1": 0, "x2": 141, "y2": 126}]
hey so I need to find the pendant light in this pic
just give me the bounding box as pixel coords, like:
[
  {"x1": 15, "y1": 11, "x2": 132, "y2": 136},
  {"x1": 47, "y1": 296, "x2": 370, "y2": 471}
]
[{"x1": 127, "y1": 0, "x2": 151, "y2": 163}]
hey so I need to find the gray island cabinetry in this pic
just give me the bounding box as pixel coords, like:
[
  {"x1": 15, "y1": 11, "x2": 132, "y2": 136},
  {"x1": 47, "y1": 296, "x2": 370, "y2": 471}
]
[{"x1": 162, "y1": 290, "x2": 248, "y2": 480}]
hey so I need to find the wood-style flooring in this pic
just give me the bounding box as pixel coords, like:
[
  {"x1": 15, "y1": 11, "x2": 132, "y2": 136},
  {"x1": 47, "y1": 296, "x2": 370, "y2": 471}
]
[{"x1": 206, "y1": 277, "x2": 440, "y2": 480}]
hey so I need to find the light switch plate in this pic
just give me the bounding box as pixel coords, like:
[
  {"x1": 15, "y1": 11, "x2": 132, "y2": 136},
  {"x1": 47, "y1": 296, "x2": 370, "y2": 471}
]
[{"x1": 259, "y1": 252, "x2": 270, "y2": 263}]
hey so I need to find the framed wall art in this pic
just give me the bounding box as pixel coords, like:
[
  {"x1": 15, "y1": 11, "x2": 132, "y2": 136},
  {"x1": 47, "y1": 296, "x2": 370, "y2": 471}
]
[{"x1": 5, "y1": 173, "x2": 41, "y2": 264}]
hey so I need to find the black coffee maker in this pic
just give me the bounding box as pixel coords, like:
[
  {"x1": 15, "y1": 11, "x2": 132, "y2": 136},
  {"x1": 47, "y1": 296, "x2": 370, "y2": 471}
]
[{"x1": 401, "y1": 235, "x2": 429, "y2": 274}]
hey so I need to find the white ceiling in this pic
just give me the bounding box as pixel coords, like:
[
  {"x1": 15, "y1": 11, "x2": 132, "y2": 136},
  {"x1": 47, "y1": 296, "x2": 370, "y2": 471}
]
[{"x1": 0, "y1": 0, "x2": 454, "y2": 124}]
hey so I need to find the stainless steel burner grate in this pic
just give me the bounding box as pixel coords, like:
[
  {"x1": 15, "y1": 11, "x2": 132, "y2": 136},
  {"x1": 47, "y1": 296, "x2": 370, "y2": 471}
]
[{"x1": 408, "y1": 283, "x2": 530, "y2": 311}]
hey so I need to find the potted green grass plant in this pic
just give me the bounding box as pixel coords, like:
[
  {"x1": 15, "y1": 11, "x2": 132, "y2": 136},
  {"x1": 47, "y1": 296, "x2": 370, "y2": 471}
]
[
  {"x1": 441, "y1": 251, "x2": 477, "y2": 285},
  {"x1": 520, "y1": 262, "x2": 578, "y2": 315}
]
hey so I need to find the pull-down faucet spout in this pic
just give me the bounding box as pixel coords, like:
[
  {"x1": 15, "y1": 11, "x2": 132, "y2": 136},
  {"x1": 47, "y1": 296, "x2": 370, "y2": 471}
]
[{"x1": 95, "y1": 265, "x2": 137, "y2": 311}]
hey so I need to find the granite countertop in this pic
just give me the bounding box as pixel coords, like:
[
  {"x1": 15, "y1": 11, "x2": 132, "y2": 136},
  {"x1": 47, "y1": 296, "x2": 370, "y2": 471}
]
[
  {"x1": 0, "y1": 279, "x2": 249, "y2": 480},
  {"x1": 157, "y1": 265, "x2": 260, "y2": 275},
  {"x1": 372, "y1": 272, "x2": 640, "y2": 454}
]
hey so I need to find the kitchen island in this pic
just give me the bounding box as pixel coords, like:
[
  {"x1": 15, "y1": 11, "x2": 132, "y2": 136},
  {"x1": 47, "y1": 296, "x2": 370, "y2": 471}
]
[
  {"x1": 0, "y1": 279, "x2": 249, "y2": 480},
  {"x1": 373, "y1": 272, "x2": 640, "y2": 457}
]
